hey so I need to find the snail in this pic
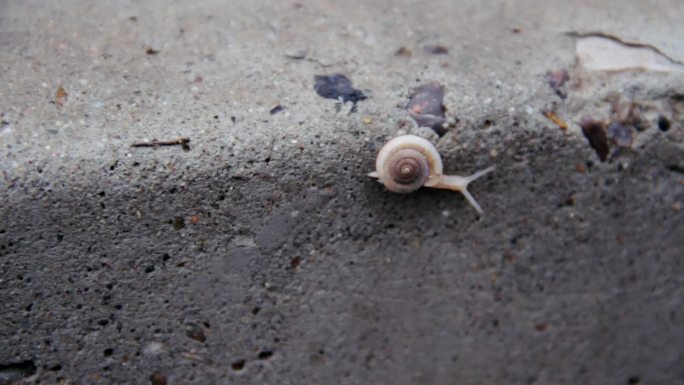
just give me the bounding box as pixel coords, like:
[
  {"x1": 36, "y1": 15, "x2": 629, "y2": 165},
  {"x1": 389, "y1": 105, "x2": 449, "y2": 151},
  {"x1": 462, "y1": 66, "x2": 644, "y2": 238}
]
[{"x1": 368, "y1": 134, "x2": 495, "y2": 213}]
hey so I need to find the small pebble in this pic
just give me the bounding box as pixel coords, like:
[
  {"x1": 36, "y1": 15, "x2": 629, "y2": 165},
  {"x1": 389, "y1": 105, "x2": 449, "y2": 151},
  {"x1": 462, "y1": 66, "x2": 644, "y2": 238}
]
[
  {"x1": 285, "y1": 49, "x2": 308, "y2": 60},
  {"x1": 142, "y1": 342, "x2": 166, "y2": 356},
  {"x1": 607, "y1": 121, "x2": 633, "y2": 147},
  {"x1": 547, "y1": 69, "x2": 569, "y2": 99},
  {"x1": 407, "y1": 82, "x2": 447, "y2": 136}
]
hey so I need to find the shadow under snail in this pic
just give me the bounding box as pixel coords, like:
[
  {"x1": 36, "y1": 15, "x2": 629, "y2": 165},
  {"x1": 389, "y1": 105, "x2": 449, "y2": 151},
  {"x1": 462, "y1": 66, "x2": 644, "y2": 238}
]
[{"x1": 368, "y1": 134, "x2": 495, "y2": 213}]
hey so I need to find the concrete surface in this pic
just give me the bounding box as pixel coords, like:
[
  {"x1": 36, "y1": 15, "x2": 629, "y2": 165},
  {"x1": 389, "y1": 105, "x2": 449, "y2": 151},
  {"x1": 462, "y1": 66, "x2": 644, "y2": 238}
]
[{"x1": 1, "y1": 0, "x2": 683, "y2": 384}]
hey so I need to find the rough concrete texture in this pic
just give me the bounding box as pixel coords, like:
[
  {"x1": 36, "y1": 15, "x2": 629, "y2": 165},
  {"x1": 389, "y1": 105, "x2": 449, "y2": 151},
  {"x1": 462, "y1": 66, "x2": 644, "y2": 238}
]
[{"x1": 1, "y1": 0, "x2": 683, "y2": 384}]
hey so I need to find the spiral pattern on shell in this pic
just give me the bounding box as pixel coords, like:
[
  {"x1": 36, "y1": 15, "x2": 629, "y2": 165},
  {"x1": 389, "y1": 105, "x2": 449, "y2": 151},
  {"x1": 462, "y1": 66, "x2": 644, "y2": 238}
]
[{"x1": 384, "y1": 148, "x2": 430, "y2": 193}]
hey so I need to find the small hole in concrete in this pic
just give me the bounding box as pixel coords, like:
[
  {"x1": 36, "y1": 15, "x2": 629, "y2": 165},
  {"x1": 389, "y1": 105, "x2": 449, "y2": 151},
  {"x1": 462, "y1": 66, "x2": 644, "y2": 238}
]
[
  {"x1": 103, "y1": 348, "x2": 113, "y2": 357},
  {"x1": 658, "y1": 116, "x2": 670, "y2": 131},
  {"x1": 257, "y1": 351, "x2": 273, "y2": 360},
  {"x1": 171, "y1": 217, "x2": 185, "y2": 230}
]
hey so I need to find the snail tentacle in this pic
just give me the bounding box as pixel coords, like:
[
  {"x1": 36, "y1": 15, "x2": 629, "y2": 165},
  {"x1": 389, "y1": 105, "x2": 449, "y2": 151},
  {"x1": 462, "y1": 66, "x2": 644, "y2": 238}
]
[{"x1": 432, "y1": 165, "x2": 496, "y2": 213}]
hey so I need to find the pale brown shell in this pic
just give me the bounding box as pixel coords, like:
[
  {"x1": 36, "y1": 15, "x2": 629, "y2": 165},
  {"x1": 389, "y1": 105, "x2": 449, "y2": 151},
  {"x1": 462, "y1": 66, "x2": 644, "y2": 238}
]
[{"x1": 373, "y1": 135, "x2": 443, "y2": 193}]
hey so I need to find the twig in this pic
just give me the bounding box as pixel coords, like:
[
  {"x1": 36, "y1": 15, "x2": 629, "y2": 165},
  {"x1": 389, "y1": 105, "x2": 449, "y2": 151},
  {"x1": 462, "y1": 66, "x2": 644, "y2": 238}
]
[{"x1": 131, "y1": 137, "x2": 190, "y2": 148}]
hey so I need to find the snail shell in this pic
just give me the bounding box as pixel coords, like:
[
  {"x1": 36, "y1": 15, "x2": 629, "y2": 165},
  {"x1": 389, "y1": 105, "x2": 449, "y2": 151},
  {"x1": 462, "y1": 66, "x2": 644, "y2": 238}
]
[
  {"x1": 369, "y1": 134, "x2": 495, "y2": 213},
  {"x1": 372, "y1": 135, "x2": 442, "y2": 193}
]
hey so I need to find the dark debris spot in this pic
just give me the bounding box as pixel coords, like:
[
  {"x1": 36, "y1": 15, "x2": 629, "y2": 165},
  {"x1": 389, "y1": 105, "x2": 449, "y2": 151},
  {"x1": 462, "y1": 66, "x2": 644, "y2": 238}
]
[
  {"x1": 257, "y1": 350, "x2": 273, "y2": 360},
  {"x1": 146, "y1": 48, "x2": 160, "y2": 55},
  {"x1": 186, "y1": 324, "x2": 207, "y2": 343},
  {"x1": 580, "y1": 117, "x2": 609, "y2": 162},
  {"x1": 103, "y1": 348, "x2": 113, "y2": 357},
  {"x1": 423, "y1": 45, "x2": 449, "y2": 54},
  {"x1": 150, "y1": 371, "x2": 167, "y2": 385},
  {"x1": 231, "y1": 359, "x2": 246, "y2": 371},
  {"x1": 534, "y1": 322, "x2": 548, "y2": 332},
  {"x1": 171, "y1": 217, "x2": 185, "y2": 230},
  {"x1": 269, "y1": 105, "x2": 284, "y2": 115},
  {"x1": 290, "y1": 256, "x2": 301, "y2": 269},
  {"x1": 145, "y1": 265, "x2": 155, "y2": 274},
  {"x1": 627, "y1": 376, "x2": 641, "y2": 385},
  {"x1": 314, "y1": 74, "x2": 367, "y2": 106},
  {"x1": 408, "y1": 81, "x2": 447, "y2": 136}
]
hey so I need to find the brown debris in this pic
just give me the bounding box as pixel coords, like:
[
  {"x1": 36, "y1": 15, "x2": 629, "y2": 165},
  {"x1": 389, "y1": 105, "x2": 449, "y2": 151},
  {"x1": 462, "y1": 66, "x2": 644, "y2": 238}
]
[
  {"x1": 149, "y1": 372, "x2": 167, "y2": 385},
  {"x1": 145, "y1": 48, "x2": 160, "y2": 55},
  {"x1": 55, "y1": 86, "x2": 68, "y2": 108},
  {"x1": 534, "y1": 322, "x2": 549, "y2": 332},
  {"x1": 542, "y1": 110, "x2": 568, "y2": 131},
  {"x1": 395, "y1": 47, "x2": 412, "y2": 57},
  {"x1": 423, "y1": 45, "x2": 448, "y2": 55},
  {"x1": 580, "y1": 117, "x2": 609, "y2": 162},
  {"x1": 190, "y1": 215, "x2": 200, "y2": 224}
]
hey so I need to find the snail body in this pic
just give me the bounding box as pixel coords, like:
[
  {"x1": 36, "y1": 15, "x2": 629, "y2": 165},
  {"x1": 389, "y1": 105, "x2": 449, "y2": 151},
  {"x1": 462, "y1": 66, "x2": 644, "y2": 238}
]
[{"x1": 368, "y1": 134, "x2": 495, "y2": 213}]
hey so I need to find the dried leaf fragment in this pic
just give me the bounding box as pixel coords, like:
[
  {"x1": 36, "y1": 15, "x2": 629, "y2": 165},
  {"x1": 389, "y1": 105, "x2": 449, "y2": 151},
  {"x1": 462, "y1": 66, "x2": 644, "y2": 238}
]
[
  {"x1": 542, "y1": 111, "x2": 568, "y2": 131},
  {"x1": 55, "y1": 86, "x2": 68, "y2": 108}
]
